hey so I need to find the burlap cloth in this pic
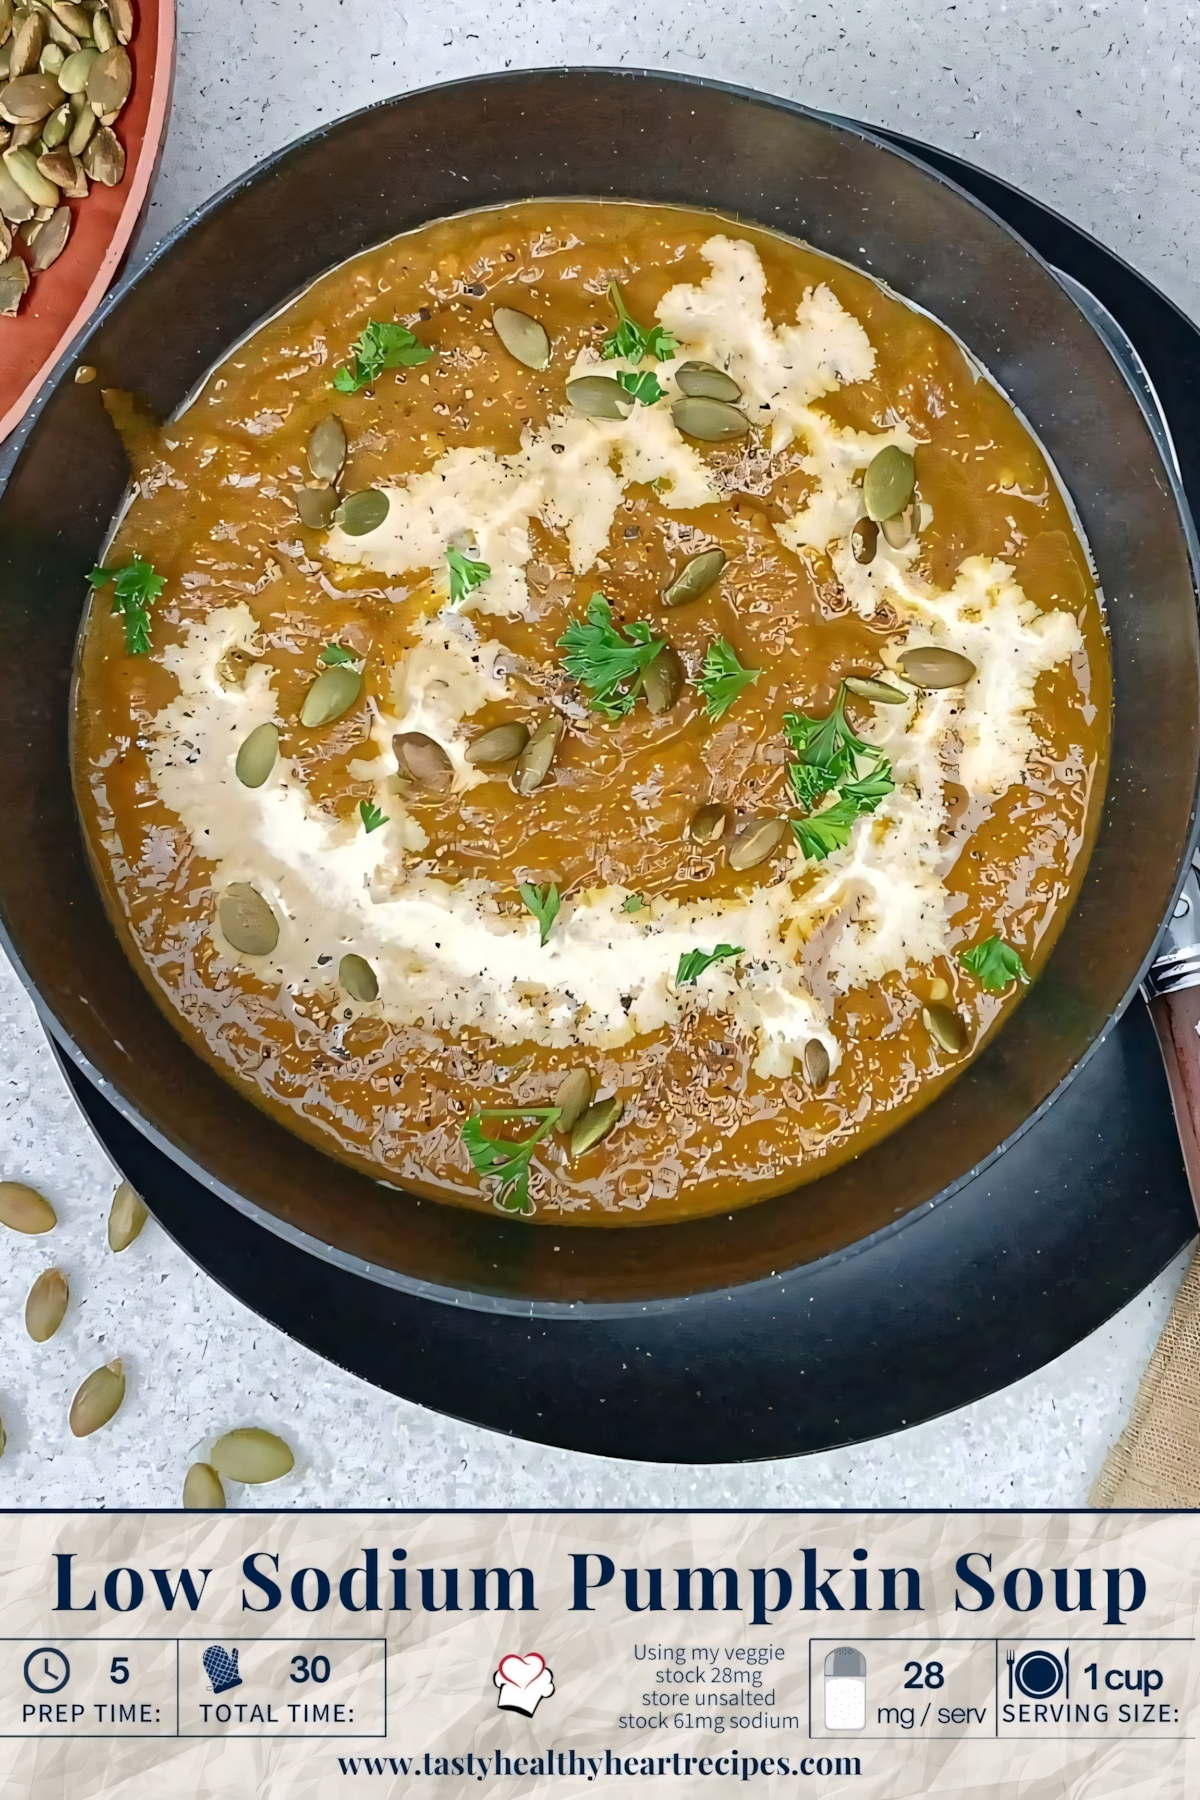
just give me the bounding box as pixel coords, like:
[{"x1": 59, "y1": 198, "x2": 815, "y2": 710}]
[{"x1": 1090, "y1": 1241, "x2": 1200, "y2": 1507}]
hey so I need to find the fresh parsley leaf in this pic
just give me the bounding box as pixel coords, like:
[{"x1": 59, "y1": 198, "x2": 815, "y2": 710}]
[
  {"x1": 621, "y1": 894, "x2": 647, "y2": 914},
  {"x1": 787, "y1": 761, "x2": 834, "y2": 809},
  {"x1": 518, "y1": 881, "x2": 561, "y2": 947},
  {"x1": 959, "y1": 935, "x2": 1029, "y2": 992},
  {"x1": 320, "y1": 643, "x2": 358, "y2": 666},
  {"x1": 333, "y1": 319, "x2": 433, "y2": 393},
  {"x1": 359, "y1": 799, "x2": 388, "y2": 834},
  {"x1": 697, "y1": 637, "x2": 762, "y2": 722},
  {"x1": 602, "y1": 281, "x2": 678, "y2": 364},
  {"x1": 675, "y1": 944, "x2": 743, "y2": 987},
  {"x1": 789, "y1": 759, "x2": 894, "y2": 862},
  {"x1": 87, "y1": 554, "x2": 165, "y2": 656},
  {"x1": 783, "y1": 682, "x2": 875, "y2": 783},
  {"x1": 790, "y1": 799, "x2": 860, "y2": 862},
  {"x1": 558, "y1": 592, "x2": 666, "y2": 718},
  {"x1": 461, "y1": 1107, "x2": 562, "y2": 1215},
  {"x1": 447, "y1": 545, "x2": 491, "y2": 606},
  {"x1": 616, "y1": 367, "x2": 665, "y2": 406}
]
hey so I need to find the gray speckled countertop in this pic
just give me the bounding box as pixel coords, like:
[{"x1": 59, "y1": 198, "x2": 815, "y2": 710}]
[{"x1": 1, "y1": 0, "x2": 1195, "y2": 1508}]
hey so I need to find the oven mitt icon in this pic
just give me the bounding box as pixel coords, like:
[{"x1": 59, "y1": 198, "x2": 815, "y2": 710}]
[{"x1": 203, "y1": 1645, "x2": 242, "y2": 1695}]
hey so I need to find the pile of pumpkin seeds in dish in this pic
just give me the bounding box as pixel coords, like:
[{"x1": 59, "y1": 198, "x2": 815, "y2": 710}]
[{"x1": 0, "y1": 0, "x2": 137, "y2": 315}]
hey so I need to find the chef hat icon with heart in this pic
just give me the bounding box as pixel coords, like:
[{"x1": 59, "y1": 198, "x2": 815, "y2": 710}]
[{"x1": 494, "y1": 1653, "x2": 555, "y2": 1718}]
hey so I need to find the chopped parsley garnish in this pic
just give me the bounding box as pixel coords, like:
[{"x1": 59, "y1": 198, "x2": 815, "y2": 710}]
[
  {"x1": 558, "y1": 592, "x2": 666, "y2": 718},
  {"x1": 333, "y1": 319, "x2": 432, "y2": 393},
  {"x1": 676, "y1": 944, "x2": 743, "y2": 987},
  {"x1": 602, "y1": 281, "x2": 678, "y2": 364},
  {"x1": 320, "y1": 642, "x2": 358, "y2": 666},
  {"x1": 697, "y1": 637, "x2": 762, "y2": 722},
  {"x1": 447, "y1": 545, "x2": 491, "y2": 605},
  {"x1": 519, "y1": 881, "x2": 561, "y2": 947},
  {"x1": 785, "y1": 681, "x2": 895, "y2": 861},
  {"x1": 359, "y1": 799, "x2": 388, "y2": 834},
  {"x1": 87, "y1": 555, "x2": 165, "y2": 656},
  {"x1": 461, "y1": 1107, "x2": 562, "y2": 1216},
  {"x1": 959, "y1": 936, "x2": 1029, "y2": 992},
  {"x1": 616, "y1": 367, "x2": 666, "y2": 406},
  {"x1": 621, "y1": 894, "x2": 647, "y2": 914}
]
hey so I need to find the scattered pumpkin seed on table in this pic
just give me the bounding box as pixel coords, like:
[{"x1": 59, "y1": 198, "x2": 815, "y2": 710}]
[
  {"x1": 210, "y1": 1427, "x2": 295, "y2": 1484},
  {"x1": 25, "y1": 1267, "x2": 68, "y2": 1341},
  {"x1": 69, "y1": 1360, "x2": 125, "y2": 1437},
  {"x1": 107, "y1": 1179, "x2": 148, "y2": 1251},
  {"x1": 0, "y1": 1180, "x2": 56, "y2": 1233},
  {"x1": 183, "y1": 1462, "x2": 226, "y2": 1510}
]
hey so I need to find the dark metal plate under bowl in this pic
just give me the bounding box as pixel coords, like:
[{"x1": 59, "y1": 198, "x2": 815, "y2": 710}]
[{"x1": 2, "y1": 72, "x2": 1199, "y2": 1459}]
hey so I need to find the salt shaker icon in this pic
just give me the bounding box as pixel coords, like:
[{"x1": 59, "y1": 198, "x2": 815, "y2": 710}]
[{"x1": 824, "y1": 1647, "x2": 866, "y2": 1729}]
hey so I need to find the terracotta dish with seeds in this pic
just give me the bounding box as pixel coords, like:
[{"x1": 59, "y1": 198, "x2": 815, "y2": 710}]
[{"x1": 72, "y1": 200, "x2": 1110, "y2": 1225}]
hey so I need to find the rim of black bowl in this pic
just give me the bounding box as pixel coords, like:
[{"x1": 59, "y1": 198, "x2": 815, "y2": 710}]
[{"x1": 2, "y1": 66, "x2": 1199, "y2": 1321}]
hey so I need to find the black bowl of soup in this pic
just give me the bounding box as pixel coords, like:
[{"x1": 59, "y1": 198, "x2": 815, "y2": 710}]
[{"x1": 0, "y1": 70, "x2": 1196, "y2": 1307}]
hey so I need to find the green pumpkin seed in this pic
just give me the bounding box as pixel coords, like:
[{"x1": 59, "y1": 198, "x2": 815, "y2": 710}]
[
  {"x1": 896, "y1": 646, "x2": 976, "y2": 689},
  {"x1": 493, "y1": 305, "x2": 550, "y2": 370},
  {"x1": 25, "y1": 1266, "x2": 68, "y2": 1341},
  {"x1": 465, "y1": 721, "x2": 529, "y2": 766},
  {"x1": 7, "y1": 12, "x2": 41, "y2": 81},
  {"x1": 90, "y1": 7, "x2": 116, "y2": 52},
  {"x1": 663, "y1": 546, "x2": 725, "y2": 608},
  {"x1": 881, "y1": 508, "x2": 913, "y2": 549},
  {"x1": 850, "y1": 516, "x2": 878, "y2": 565},
  {"x1": 566, "y1": 374, "x2": 633, "y2": 420},
  {"x1": 210, "y1": 1426, "x2": 294, "y2": 1484},
  {"x1": 0, "y1": 1180, "x2": 56, "y2": 1233},
  {"x1": 307, "y1": 413, "x2": 346, "y2": 483},
  {"x1": 218, "y1": 883, "x2": 279, "y2": 957},
  {"x1": 40, "y1": 97, "x2": 69, "y2": 145},
  {"x1": 513, "y1": 713, "x2": 563, "y2": 795},
  {"x1": 69, "y1": 1359, "x2": 124, "y2": 1436},
  {"x1": 65, "y1": 97, "x2": 92, "y2": 153},
  {"x1": 1, "y1": 72, "x2": 61, "y2": 119},
  {"x1": 56, "y1": 43, "x2": 98, "y2": 92},
  {"x1": 675, "y1": 359, "x2": 741, "y2": 401},
  {"x1": 28, "y1": 199, "x2": 67, "y2": 268},
  {"x1": 339, "y1": 952, "x2": 378, "y2": 1002},
  {"x1": 845, "y1": 675, "x2": 909, "y2": 705},
  {"x1": 803, "y1": 1038, "x2": 831, "y2": 1089},
  {"x1": 235, "y1": 721, "x2": 278, "y2": 788},
  {"x1": 84, "y1": 42, "x2": 128, "y2": 113},
  {"x1": 688, "y1": 802, "x2": 728, "y2": 845},
  {"x1": 80, "y1": 119, "x2": 121, "y2": 183},
  {"x1": 671, "y1": 396, "x2": 751, "y2": 441},
  {"x1": 336, "y1": 488, "x2": 389, "y2": 536},
  {"x1": 554, "y1": 1067, "x2": 592, "y2": 1135},
  {"x1": 43, "y1": 13, "x2": 79, "y2": 55},
  {"x1": 300, "y1": 664, "x2": 361, "y2": 727},
  {"x1": 0, "y1": 251, "x2": 28, "y2": 312},
  {"x1": 37, "y1": 41, "x2": 63, "y2": 72},
  {"x1": 727, "y1": 816, "x2": 786, "y2": 871},
  {"x1": 923, "y1": 1002, "x2": 968, "y2": 1054},
  {"x1": 863, "y1": 445, "x2": 915, "y2": 522},
  {"x1": 0, "y1": 0, "x2": 14, "y2": 42},
  {"x1": 52, "y1": 2, "x2": 92, "y2": 36},
  {"x1": 0, "y1": 158, "x2": 35, "y2": 221},
  {"x1": 393, "y1": 731, "x2": 453, "y2": 790},
  {"x1": 183, "y1": 1462, "x2": 226, "y2": 1510},
  {"x1": 642, "y1": 642, "x2": 684, "y2": 714},
  {"x1": 107, "y1": 1179, "x2": 147, "y2": 1251},
  {"x1": 570, "y1": 1095, "x2": 623, "y2": 1158},
  {"x1": 295, "y1": 484, "x2": 338, "y2": 530},
  {"x1": 108, "y1": 0, "x2": 134, "y2": 45},
  {"x1": 3, "y1": 143, "x2": 58, "y2": 204}
]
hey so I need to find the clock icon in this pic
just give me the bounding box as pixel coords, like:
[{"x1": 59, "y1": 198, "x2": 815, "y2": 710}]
[{"x1": 24, "y1": 1648, "x2": 71, "y2": 1694}]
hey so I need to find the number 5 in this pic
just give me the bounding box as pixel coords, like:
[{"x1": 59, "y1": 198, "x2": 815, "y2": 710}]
[{"x1": 110, "y1": 1657, "x2": 130, "y2": 1685}]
